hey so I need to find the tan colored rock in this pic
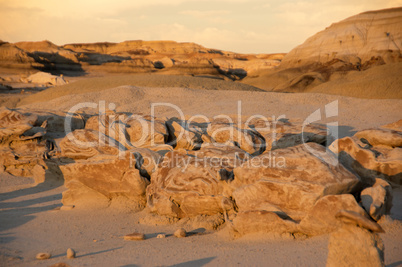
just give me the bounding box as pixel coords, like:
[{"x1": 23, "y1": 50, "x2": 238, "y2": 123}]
[
  {"x1": 299, "y1": 194, "x2": 368, "y2": 235},
  {"x1": 26, "y1": 72, "x2": 67, "y2": 86},
  {"x1": 125, "y1": 115, "x2": 168, "y2": 147},
  {"x1": 174, "y1": 228, "x2": 187, "y2": 238},
  {"x1": 166, "y1": 119, "x2": 203, "y2": 150},
  {"x1": 156, "y1": 234, "x2": 166, "y2": 238},
  {"x1": 232, "y1": 210, "x2": 297, "y2": 236},
  {"x1": 66, "y1": 248, "x2": 75, "y2": 259},
  {"x1": 335, "y1": 210, "x2": 384, "y2": 233},
  {"x1": 60, "y1": 149, "x2": 160, "y2": 206},
  {"x1": 354, "y1": 128, "x2": 402, "y2": 147},
  {"x1": 0, "y1": 107, "x2": 37, "y2": 145},
  {"x1": 85, "y1": 112, "x2": 130, "y2": 148},
  {"x1": 188, "y1": 143, "x2": 249, "y2": 170},
  {"x1": 382, "y1": 119, "x2": 402, "y2": 131},
  {"x1": 248, "y1": 118, "x2": 328, "y2": 151},
  {"x1": 146, "y1": 151, "x2": 235, "y2": 218},
  {"x1": 60, "y1": 129, "x2": 123, "y2": 159},
  {"x1": 326, "y1": 224, "x2": 384, "y2": 267},
  {"x1": 36, "y1": 252, "x2": 51, "y2": 260},
  {"x1": 329, "y1": 135, "x2": 402, "y2": 185},
  {"x1": 207, "y1": 120, "x2": 264, "y2": 155},
  {"x1": 124, "y1": 232, "x2": 145, "y2": 241},
  {"x1": 361, "y1": 178, "x2": 393, "y2": 221},
  {"x1": 232, "y1": 143, "x2": 359, "y2": 217}
]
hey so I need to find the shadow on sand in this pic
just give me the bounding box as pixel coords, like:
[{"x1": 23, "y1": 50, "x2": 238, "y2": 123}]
[{"x1": 0, "y1": 172, "x2": 64, "y2": 240}]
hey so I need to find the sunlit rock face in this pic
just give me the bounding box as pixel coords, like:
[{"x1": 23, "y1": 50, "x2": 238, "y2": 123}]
[
  {"x1": 280, "y1": 8, "x2": 402, "y2": 68},
  {"x1": 329, "y1": 127, "x2": 402, "y2": 185}
]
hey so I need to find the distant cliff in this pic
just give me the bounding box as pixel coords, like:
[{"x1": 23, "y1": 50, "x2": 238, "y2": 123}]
[
  {"x1": 241, "y1": 7, "x2": 402, "y2": 99},
  {"x1": 0, "y1": 40, "x2": 284, "y2": 80}
]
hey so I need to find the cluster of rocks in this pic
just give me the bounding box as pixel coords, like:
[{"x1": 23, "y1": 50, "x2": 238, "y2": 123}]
[{"x1": 1, "y1": 107, "x2": 400, "y2": 242}]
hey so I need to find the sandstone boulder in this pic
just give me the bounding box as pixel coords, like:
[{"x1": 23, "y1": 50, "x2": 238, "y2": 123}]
[
  {"x1": 354, "y1": 128, "x2": 402, "y2": 147},
  {"x1": 60, "y1": 149, "x2": 160, "y2": 207},
  {"x1": 146, "y1": 151, "x2": 235, "y2": 218},
  {"x1": 125, "y1": 115, "x2": 168, "y2": 147},
  {"x1": 232, "y1": 210, "x2": 298, "y2": 236},
  {"x1": 299, "y1": 194, "x2": 368, "y2": 235},
  {"x1": 59, "y1": 129, "x2": 124, "y2": 159},
  {"x1": 166, "y1": 119, "x2": 204, "y2": 150},
  {"x1": 0, "y1": 107, "x2": 38, "y2": 145},
  {"x1": 207, "y1": 120, "x2": 264, "y2": 155},
  {"x1": 232, "y1": 143, "x2": 359, "y2": 218},
  {"x1": 25, "y1": 72, "x2": 67, "y2": 86},
  {"x1": 361, "y1": 178, "x2": 393, "y2": 221},
  {"x1": 329, "y1": 135, "x2": 402, "y2": 185},
  {"x1": 326, "y1": 224, "x2": 385, "y2": 267},
  {"x1": 247, "y1": 118, "x2": 328, "y2": 151}
]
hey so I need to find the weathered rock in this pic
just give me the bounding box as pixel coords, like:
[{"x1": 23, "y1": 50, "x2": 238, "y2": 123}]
[
  {"x1": 335, "y1": 210, "x2": 384, "y2": 233},
  {"x1": 355, "y1": 128, "x2": 402, "y2": 147},
  {"x1": 125, "y1": 115, "x2": 168, "y2": 147},
  {"x1": 361, "y1": 178, "x2": 393, "y2": 221},
  {"x1": 247, "y1": 118, "x2": 328, "y2": 151},
  {"x1": 156, "y1": 234, "x2": 166, "y2": 238},
  {"x1": 382, "y1": 119, "x2": 402, "y2": 131},
  {"x1": 232, "y1": 143, "x2": 359, "y2": 218},
  {"x1": 0, "y1": 107, "x2": 37, "y2": 145},
  {"x1": 190, "y1": 213, "x2": 225, "y2": 230},
  {"x1": 85, "y1": 112, "x2": 130, "y2": 148},
  {"x1": 207, "y1": 120, "x2": 264, "y2": 155},
  {"x1": 166, "y1": 119, "x2": 203, "y2": 150},
  {"x1": 66, "y1": 248, "x2": 75, "y2": 259},
  {"x1": 329, "y1": 135, "x2": 402, "y2": 185},
  {"x1": 146, "y1": 151, "x2": 235, "y2": 218},
  {"x1": 174, "y1": 228, "x2": 187, "y2": 238},
  {"x1": 188, "y1": 144, "x2": 249, "y2": 170},
  {"x1": 60, "y1": 149, "x2": 160, "y2": 206},
  {"x1": 299, "y1": 194, "x2": 368, "y2": 235},
  {"x1": 326, "y1": 224, "x2": 384, "y2": 267},
  {"x1": 25, "y1": 72, "x2": 67, "y2": 86},
  {"x1": 60, "y1": 129, "x2": 124, "y2": 159},
  {"x1": 124, "y1": 232, "x2": 145, "y2": 241},
  {"x1": 232, "y1": 210, "x2": 298, "y2": 235},
  {"x1": 36, "y1": 253, "x2": 51, "y2": 260}
]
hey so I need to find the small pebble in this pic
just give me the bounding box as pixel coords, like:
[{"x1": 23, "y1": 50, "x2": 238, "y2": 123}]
[
  {"x1": 66, "y1": 248, "x2": 75, "y2": 259},
  {"x1": 174, "y1": 228, "x2": 187, "y2": 238},
  {"x1": 60, "y1": 205, "x2": 75, "y2": 211},
  {"x1": 124, "y1": 232, "x2": 145, "y2": 241},
  {"x1": 157, "y1": 234, "x2": 166, "y2": 239},
  {"x1": 36, "y1": 252, "x2": 51, "y2": 260}
]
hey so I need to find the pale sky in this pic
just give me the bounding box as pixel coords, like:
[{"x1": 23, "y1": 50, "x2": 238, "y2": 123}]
[{"x1": 0, "y1": 0, "x2": 401, "y2": 53}]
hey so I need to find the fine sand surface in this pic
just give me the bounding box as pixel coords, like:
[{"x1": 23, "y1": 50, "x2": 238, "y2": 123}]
[{"x1": 1, "y1": 75, "x2": 402, "y2": 266}]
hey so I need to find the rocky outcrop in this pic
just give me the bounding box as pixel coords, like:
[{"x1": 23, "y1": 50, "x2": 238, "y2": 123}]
[
  {"x1": 60, "y1": 149, "x2": 161, "y2": 208},
  {"x1": 232, "y1": 143, "x2": 359, "y2": 218},
  {"x1": 326, "y1": 210, "x2": 385, "y2": 267},
  {"x1": 361, "y1": 178, "x2": 393, "y2": 221},
  {"x1": 329, "y1": 128, "x2": 402, "y2": 185},
  {"x1": 146, "y1": 151, "x2": 235, "y2": 218}
]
